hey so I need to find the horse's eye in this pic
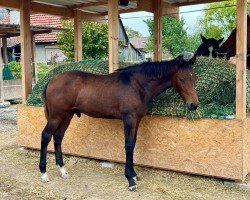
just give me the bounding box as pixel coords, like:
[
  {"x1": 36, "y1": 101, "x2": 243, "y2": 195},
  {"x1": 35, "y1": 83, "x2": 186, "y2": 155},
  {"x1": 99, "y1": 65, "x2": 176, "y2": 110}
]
[{"x1": 179, "y1": 78, "x2": 185, "y2": 83}]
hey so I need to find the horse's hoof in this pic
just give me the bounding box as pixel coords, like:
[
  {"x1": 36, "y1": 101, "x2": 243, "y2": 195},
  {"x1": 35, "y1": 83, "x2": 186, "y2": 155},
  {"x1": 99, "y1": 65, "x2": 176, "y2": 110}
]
[
  {"x1": 129, "y1": 185, "x2": 138, "y2": 191},
  {"x1": 58, "y1": 165, "x2": 69, "y2": 179},
  {"x1": 133, "y1": 175, "x2": 141, "y2": 181},
  {"x1": 61, "y1": 172, "x2": 69, "y2": 179},
  {"x1": 41, "y1": 173, "x2": 50, "y2": 183}
]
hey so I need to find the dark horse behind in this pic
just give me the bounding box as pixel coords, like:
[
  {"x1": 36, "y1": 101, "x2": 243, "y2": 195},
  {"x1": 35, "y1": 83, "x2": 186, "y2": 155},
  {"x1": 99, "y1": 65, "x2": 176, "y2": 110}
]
[
  {"x1": 196, "y1": 16, "x2": 250, "y2": 69},
  {"x1": 39, "y1": 55, "x2": 199, "y2": 191}
]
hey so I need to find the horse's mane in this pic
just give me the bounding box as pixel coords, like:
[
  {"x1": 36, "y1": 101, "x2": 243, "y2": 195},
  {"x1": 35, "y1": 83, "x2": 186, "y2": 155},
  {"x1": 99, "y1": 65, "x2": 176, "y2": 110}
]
[{"x1": 116, "y1": 58, "x2": 189, "y2": 80}]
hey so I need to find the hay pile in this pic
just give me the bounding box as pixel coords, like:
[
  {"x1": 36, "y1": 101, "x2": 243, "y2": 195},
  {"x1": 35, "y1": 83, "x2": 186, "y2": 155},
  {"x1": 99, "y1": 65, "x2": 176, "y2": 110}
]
[{"x1": 27, "y1": 57, "x2": 250, "y2": 119}]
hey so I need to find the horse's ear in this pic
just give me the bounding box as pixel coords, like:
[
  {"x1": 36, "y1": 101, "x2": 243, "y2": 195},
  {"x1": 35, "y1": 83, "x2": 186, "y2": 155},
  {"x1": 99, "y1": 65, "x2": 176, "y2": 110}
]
[
  {"x1": 200, "y1": 34, "x2": 207, "y2": 42},
  {"x1": 188, "y1": 54, "x2": 197, "y2": 65},
  {"x1": 177, "y1": 55, "x2": 184, "y2": 65},
  {"x1": 217, "y1": 37, "x2": 224, "y2": 44}
]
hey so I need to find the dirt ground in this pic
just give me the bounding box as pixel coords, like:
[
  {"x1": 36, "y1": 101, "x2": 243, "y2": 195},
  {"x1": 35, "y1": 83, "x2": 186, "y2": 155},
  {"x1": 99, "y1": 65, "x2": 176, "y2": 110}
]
[{"x1": 0, "y1": 104, "x2": 250, "y2": 200}]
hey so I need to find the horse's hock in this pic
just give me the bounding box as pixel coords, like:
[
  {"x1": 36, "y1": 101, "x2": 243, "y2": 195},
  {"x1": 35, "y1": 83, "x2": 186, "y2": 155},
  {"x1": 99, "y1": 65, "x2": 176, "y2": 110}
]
[{"x1": 18, "y1": 105, "x2": 250, "y2": 181}]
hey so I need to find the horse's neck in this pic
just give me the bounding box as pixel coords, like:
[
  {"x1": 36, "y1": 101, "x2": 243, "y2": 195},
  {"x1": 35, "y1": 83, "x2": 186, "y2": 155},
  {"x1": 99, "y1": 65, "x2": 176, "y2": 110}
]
[
  {"x1": 144, "y1": 69, "x2": 177, "y2": 99},
  {"x1": 149, "y1": 78, "x2": 172, "y2": 98}
]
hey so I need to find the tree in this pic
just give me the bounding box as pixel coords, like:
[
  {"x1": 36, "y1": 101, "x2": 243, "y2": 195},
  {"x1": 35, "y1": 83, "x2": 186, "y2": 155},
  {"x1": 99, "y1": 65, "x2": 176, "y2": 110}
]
[
  {"x1": 58, "y1": 20, "x2": 108, "y2": 60},
  {"x1": 144, "y1": 16, "x2": 199, "y2": 57},
  {"x1": 124, "y1": 26, "x2": 142, "y2": 38},
  {"x1": 198, "y1": 0, "x2": 250, "y2": 39}
]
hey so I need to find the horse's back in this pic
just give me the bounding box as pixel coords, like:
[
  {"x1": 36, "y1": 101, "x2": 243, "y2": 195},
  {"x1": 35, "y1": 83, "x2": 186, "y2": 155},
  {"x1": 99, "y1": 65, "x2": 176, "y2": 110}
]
[{"x1": 45, "y1": 70, "x2": 128, "y2": 119}]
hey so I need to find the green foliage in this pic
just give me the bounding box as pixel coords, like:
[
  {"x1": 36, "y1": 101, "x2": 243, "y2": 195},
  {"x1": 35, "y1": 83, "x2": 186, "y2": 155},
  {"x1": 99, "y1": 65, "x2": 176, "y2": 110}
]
[
  {"x1": 27, "y1": 58, "x2": 250, "y2": 119},
  {"x1": 144, "y1": 16, "x2": 198, "y2": 56},
  {"x1": 58, "y1": 20, "x2": 109, "y2": 60},
  {"x1": 198, "y1": 0, "x2": 250, "y2": 38},
  {"x1": 2, "y1": 64, "x2": 14, "y2": 80},
  {"x1": 8, "y1": 61, "x2": 21, "y2": 79},
  {"x1": 37, "y1": 62, "x2": 50, "y2": 79},
  {"x1": 124, "y1": 26, "x2": 143, "y2": 38}
]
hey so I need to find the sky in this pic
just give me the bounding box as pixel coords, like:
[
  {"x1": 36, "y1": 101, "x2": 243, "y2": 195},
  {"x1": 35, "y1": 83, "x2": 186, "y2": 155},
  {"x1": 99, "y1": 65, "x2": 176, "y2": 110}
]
[{"x1": 120, "y1": 5, "x2": 205, "y2": 37}]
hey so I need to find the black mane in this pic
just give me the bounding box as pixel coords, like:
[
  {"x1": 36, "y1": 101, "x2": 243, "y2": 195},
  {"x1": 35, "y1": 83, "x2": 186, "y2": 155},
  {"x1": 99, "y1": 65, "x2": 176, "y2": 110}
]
[{"x1": 116, "y1": 57, "x2": 190, "y2": 80}]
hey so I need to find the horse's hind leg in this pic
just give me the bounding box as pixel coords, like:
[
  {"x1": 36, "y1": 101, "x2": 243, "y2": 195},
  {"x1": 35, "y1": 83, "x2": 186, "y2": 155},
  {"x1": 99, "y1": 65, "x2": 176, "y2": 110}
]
[
  {"x1": 39, "y1": 119, "x2": 61, "y2": 182},
  {"x1": 53, "y1": 113, "x2": 74, "y2": 178}
]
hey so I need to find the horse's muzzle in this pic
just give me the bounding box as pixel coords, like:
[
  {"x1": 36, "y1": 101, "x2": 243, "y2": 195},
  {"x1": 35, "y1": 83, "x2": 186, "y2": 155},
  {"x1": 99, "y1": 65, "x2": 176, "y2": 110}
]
[{"x1": 187, "y1": 103, "x2": 198, "y2": 111}]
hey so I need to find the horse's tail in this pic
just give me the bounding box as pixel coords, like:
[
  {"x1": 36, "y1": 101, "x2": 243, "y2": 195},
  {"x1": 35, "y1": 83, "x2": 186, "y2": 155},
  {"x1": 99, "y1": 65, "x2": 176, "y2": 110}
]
[{"x1": 42, "y1": 82, "x2": 49, "y2": 120}]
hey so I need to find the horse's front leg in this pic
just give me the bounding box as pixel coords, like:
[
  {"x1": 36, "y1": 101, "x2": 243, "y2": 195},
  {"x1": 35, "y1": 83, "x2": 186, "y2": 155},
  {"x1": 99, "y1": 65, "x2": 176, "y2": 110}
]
[{"x1": 122, "y1": 112, "x2": 138, "y2": 191}]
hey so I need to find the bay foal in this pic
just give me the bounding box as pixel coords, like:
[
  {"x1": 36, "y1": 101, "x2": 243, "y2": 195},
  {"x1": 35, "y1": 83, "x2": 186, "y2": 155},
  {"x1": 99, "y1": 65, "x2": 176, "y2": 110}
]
[{"x1": 39, "y1": 55, "x2": 199, "y2": 190}]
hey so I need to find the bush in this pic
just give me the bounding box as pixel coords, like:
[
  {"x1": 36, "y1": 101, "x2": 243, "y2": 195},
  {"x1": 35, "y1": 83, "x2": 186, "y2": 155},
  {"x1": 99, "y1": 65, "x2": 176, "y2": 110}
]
[
  {"x1": 37, "y1": 62, "x2": 50, "y2": 79},
  {"x1": 9, "y1": 61, "x2": 21, "y2": 79}
]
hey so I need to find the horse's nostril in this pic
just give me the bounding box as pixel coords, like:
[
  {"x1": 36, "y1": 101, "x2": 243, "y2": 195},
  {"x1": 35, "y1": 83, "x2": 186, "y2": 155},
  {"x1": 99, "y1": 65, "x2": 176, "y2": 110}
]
[{"x1": 188, "y1": 103, "x2": 198, "y2": 111}]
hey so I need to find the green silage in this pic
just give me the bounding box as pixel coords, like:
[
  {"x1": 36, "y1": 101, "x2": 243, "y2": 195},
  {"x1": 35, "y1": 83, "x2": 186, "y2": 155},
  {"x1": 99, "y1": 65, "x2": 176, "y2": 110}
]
[{"x1": 27, "y1": 57, "x2": 250, "y2": 119}]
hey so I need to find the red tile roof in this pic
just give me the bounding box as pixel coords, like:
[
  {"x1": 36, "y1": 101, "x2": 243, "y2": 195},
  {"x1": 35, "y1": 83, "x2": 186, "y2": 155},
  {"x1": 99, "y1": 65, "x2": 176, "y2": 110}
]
[{"x1": 2, "y1": 13, "x2": 63, "y2": 46}]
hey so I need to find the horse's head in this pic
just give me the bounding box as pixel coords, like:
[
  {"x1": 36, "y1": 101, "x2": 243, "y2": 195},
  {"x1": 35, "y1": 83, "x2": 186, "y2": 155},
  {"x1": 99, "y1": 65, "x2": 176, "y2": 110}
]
[
  {"x1": 197, "y1": 34, "x2": 224, "y2": 58},
  {"x1": 172, "y1": 55, "x2": 199, "y2": 111}
]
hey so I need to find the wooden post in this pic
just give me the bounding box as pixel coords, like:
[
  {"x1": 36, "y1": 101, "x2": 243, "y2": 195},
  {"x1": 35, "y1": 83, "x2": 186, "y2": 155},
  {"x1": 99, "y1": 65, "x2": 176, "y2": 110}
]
[
  {"x1": 153, "y1": 0, "x2": 163, "y2": 61},
  {"x1": 31, "y1": 33, "x2": 38, "y2": 83},
  {"x1": 236, "y1": 0, "x2": 247, "y2": 119},
  {"x1": 108, "y1": 0, "x2": 119, "y2": 73},
  {"x1": 74, "y1": 10, "x2": 83, "y2": 62},
  {"x1": 2, "y1": 36, "x2": 8, "y2": 64},
  {"x1": 20, "y1": 0, "x2": 32, "y2": 103},
  {"x1": 0, "y1": 39, "x2": 4, "y2": 103}
]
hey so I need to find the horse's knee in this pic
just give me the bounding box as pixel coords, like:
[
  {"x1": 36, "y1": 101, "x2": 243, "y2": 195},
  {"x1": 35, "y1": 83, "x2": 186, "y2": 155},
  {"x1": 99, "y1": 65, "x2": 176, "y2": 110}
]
[{"x1": 53, "y1": 132, "x2": 63, "y2": 145}]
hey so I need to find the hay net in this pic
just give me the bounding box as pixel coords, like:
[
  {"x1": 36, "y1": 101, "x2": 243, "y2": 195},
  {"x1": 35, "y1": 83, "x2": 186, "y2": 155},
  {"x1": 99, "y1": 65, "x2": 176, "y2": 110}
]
[{"x1": 27, "y1": 57, "x2": 250, "y2": 119}]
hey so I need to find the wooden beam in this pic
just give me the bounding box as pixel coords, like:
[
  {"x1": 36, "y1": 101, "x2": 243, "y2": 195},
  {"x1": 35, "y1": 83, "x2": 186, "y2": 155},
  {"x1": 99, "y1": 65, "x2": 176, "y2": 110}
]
[
  {"x1": 0, "y1": 0, "x2": 20, "y2": 9},
  {"x1": 2, "y1": 36, "x2": 8, "y2": 64},
  {"x1": 31, "y1": 2, "x2": 74, "y2": 18},
  {"x1": 20, "y1": 0, "x2": 32, "y2": 103},
  {"x1": 236, "y1": 0, "x2": 247, "y2": 119},
  {"x1": 81, "y1": 12, "x2": 106, "y2": 21},
  {"x1": 137, "y1": 0, "x2": 153, "y2": 12},
  {"x1": 101, "y1": 7, "x2": 140, "y2": 16},
  {"x1": 108, "y1": 0, "x2": 119, "y2": 72},
  {"x1": 153, "y1": 0, "x2": 162, "y2": 61},
  {"x1": 175, "y1": 0, "x2": 227, "y2": 7},
  {"x1": 0, "y1": 0, "x2": 74, "y2": 18},
  {"x1": 74, "y1": 10, "x2": 83, "y2": 62},
  {"x1": 162, "y1": 2, "x2": 179, "y2": 18},
  {"x1": 31, "y1": 33, "x2": 38, "y2": 84},
  {"x1": 0, "y1": 39, "x2": 4, "y2": 103},
  {"x1": 71, "y1": 1, "x2": 107, "y2": 9}
]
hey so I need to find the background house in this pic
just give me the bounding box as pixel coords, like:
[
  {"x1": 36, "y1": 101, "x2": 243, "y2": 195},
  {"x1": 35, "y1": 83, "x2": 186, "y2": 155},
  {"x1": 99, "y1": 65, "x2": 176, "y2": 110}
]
[
  {"x1": 1, "y1": 10, "x2": 144, "y2": 64},
  {"x1": 1, "y1": 10, "x2": 67, "y2": 64}
]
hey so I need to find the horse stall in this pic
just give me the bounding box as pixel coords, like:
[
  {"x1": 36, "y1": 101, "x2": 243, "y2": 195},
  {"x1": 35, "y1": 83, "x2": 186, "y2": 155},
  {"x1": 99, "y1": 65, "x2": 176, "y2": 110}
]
[
  {"x1": 0, "y1": 0, "x2": 248, "y2": 184},
  {"x1": 18, "y1": 105, "x2": 250, "y2": 181}
]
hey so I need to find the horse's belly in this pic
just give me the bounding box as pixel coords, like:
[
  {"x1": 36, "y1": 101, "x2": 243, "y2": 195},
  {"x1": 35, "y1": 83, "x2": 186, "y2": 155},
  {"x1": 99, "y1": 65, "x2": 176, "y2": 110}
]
[{"x1": 78, "y1": 107, "x2": 121, "y2": 119}]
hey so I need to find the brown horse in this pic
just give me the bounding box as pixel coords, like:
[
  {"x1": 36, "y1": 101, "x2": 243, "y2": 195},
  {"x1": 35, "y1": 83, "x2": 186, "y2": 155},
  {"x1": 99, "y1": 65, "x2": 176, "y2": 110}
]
[
  {"x1": 39, "y1": 55, "x2": 199, "y2": 191},
  {"x1": 217, "y1": 15, "x2": 250, "y2": 69}
]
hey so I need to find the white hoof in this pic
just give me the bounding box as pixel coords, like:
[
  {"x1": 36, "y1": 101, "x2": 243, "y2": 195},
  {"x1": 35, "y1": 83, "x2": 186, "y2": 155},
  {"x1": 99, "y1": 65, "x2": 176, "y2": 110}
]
[
  {"x1": 58, "y1": 165, "x2": 69, "y2": 179},
  {"x1": 133, "y1": 176, "x2": 141, "y2": 181},
  {"x1": 129, "y1": 185, "x2": 138, "y2": 191},
  {"x1": 41, "y1": 173, "x2": 50, "y2": 183}
]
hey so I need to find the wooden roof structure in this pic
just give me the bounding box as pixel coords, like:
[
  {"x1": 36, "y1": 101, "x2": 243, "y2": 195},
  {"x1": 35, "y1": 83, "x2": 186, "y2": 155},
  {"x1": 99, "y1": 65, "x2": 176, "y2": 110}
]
[
  {"x1": 0, "y1": 0, "x2": 248, "y2": 120},
  {"x1": 0, "y1": 23, "x2": 67, "y2": 38}
]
